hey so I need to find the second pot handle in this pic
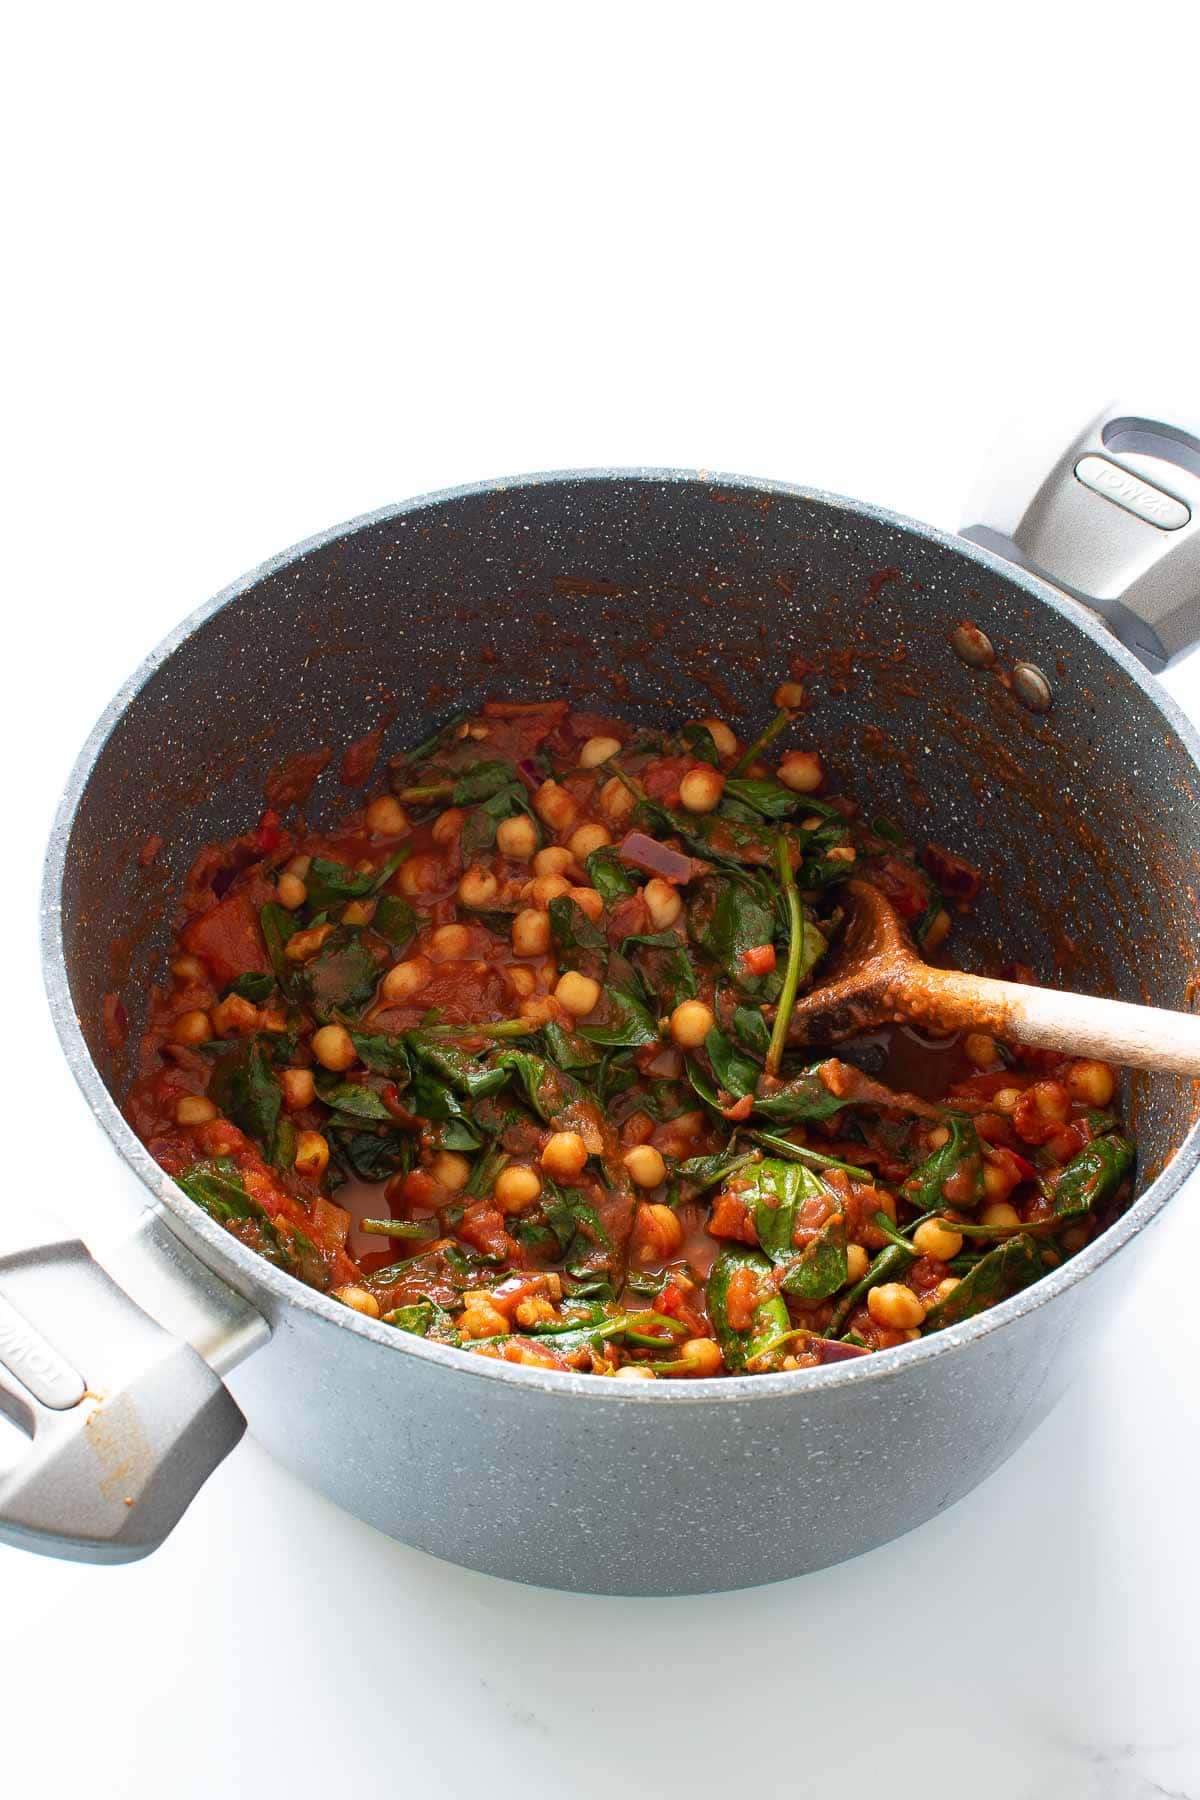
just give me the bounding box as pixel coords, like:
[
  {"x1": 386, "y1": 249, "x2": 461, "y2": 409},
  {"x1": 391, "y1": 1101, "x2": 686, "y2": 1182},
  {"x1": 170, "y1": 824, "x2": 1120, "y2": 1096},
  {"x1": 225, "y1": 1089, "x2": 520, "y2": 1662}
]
[
  {"x1": 0, "y1": 1205, "x2": 266, "y2": 1563},
  {"x1": 961, "y1": 402, "x2": 1200, "y2": 670}
]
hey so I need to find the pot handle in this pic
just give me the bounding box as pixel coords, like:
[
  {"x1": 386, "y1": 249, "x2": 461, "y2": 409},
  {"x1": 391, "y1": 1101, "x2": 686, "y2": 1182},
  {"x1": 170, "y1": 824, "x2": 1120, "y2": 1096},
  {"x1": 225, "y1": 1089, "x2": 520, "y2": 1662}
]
[
  {"x1": 0, "y1": 1204, "x2": 266, "y2": 1563},
  {"x1": 961, "y1": 402, "x2": 1200, "y2": 669}
]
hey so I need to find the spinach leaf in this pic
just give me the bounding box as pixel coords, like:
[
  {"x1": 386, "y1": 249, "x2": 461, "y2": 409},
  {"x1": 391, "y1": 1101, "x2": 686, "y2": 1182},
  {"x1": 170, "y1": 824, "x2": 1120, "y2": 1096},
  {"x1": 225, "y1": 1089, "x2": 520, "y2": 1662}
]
[
  {"x1": 901, "y1": 1113, "x2": 985, "y2": 1211},
  {"x1": 921, "y1": 1234, "x2": 1043, "y2": 1330},
  {"x1": 539, "y1": 1021, "x2": 603, "y2": 1072},
  {"x1": 680, "y1": 722, "x2": 722, "y2": 765},
  {"x1": 739, "y1": 1157, "x2": 826, "y2": 1263},
  {"x1": 296, "y1": 927, "x2": 383, "y2": 1020},
  {"x1": 348, "y1": 1030, "x2": 411, "y2": 1078},
  {"x1": 329, "y1": 1128, "x2": 412, "y2": 1184},
  {"x1": 706, "y1": 1246, "x2": 789, "y2": 1370},
  {"x1": 827, "y1": 1242, "x2": 916, "y2": 1335},
  {"x1": 670, "y1": 1145, "x2": 757, "y2": 1201},
  {"x1": 407, "y1": 1033, "x2": 509, "y2": 1101},
  {"x1": 732, "y1": 1003, "x2": 771, "y2": 1057},
  {"x1": 177, "y1": 1157, "x2": 295, "y2": 1270},
  {"x1": 209, "y1": 1040, "x2": 282, "y2": 1160},
  {"x1": 779, "y1": 1212, "x2": 848, "y2": 1301},
  {"x1": 452, "y1": 760, "x2": 524, "y2": 805},
  {"x1": 578, "y1": 985, "x2": 659, "y2": 1048},
  {"x1": 313, "y1": 1075, "x2": 394, "y2": 1121},
  {"x1": 1047, "y1": 1134, "x2": 1134, "y2": 1219},
  {"x1": 489, "y1": 1047, "x2": 575, "y2": 1121},
  {"x1": 621, "y1": 930, "x2": 698, "y2": 1009},
  {"x1": 704, "y1": 1026, "x2": 760, "y2": 1100},
  {"x1": 722, "y1": 777, "x2": 801, "y2": 820},
  {"x1": 461, "y1": 777, "x2": 536, "y2": 861},
  {"x1": 226, "y1": 970, "x2": 275, "y2": 1004},
  {"x1": 304, "y1": 851, "x2": 407, "y2": 915},
  {"x1": 687, "y1": 875, "x2": 779, "y2": 995},
  {"x1": 548, "y1": 895, "x2": 608, "y2": 955},
  {"x1": 372, "y1": 894, "x2": 417, "y2": 949},
  {"x1": 586, "y1": 847, "x2": 635, "y2": 902},
  {"x1": 751, "y1": 1063, "x2": 846, "y2": 1124},
  {"x1": 260, "y1": 902, "x2": 298, "y2": 985}
]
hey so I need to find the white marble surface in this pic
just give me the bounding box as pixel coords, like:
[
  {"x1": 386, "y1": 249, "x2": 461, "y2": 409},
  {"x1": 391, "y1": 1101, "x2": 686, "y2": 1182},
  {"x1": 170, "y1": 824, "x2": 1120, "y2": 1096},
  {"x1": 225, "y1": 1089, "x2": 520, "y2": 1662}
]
[{"x1": 6, "y1": 8, "x2": 1200, "y2": 1793}]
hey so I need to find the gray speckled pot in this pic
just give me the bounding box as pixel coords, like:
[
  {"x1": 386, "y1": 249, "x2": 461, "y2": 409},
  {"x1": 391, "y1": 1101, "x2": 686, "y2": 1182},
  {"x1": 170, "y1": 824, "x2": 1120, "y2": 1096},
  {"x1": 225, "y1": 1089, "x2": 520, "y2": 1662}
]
[{"x1": 39, "y1": 470, "x2": 1200, "y2": 1593}]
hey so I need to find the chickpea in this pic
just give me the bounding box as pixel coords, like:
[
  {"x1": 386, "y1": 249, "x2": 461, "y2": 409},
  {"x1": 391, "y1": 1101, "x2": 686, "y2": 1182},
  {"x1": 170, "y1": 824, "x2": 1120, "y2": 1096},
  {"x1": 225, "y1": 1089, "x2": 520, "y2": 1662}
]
[
  {"x1": 457, "y1": 865, "x2": 500, "y2": 908},
  {"x1": 507, "y1": 965, "x2": 536, "y2": 998},
  {"x1": 429, "y1": 922, "x2": 471, "y2": 960},
  {"x1": 171, "y1": 954, "x2": 207, "y2": 984},
  {"x1": 679, "y1": 767, "x2": 725, "y2": 814},
  {"x1": 867, "y1": 1283, "x2": 925, "y2": 1329},
  {"x1": 961, "y1": 1031, "x2": 996, "y2": 1069},
  {"x1": 365, "y1": 795, "x2": 409, "y2": 836},
  {"x1": 778, "y1": 750, "x2": 824, "y2": 793},
  {"x1": 1032, "y1": 1080, "x2": 1071, "y2": 1123},
  {"x1": 697, "y1": 718, "x2": 737, "y2": 758},
  {"x1": 992, "y1": 1086, "x2": 1022, "y2": 1114},
  {"x1": 494, "y1": 1164, "x2": 542, "y2": 1214},
  {"x1": 541, "y1": 1131, "x2": 589, "y2": 1180},
  {"x1": 172, "y1": 1009, "x2": 212, "y2": 1046},
  {"x1": 212, "y1": 994, "x2": 260, "y2": 1038},
  {"x1": 678, "y1": 1336, "x2": 723, "y2": 1376},
  {"x1": 556, "y1": 971, "x2": 602, "y2": 1016},
  {"x1": 926, "y1": 1125, "x2": 951, "y2": 1150},
  {"x1": 615, "y1": 1364, "x2": 657, "y2": 1380},
  {"x1": 826, "y1": 844, "x2": 857, "y2": 863},
  {"x1": 381, "y1": 955, "x2": 432, "y2": 1002},
  {"x1": 284, "y1": 854, "x2": 312, "y2": 879},
  {"x1": 579, "y1": 735, "x2": 621, "y2": 769},
  {"x1": 634, "y1": 1202, "x2": 683, "y2": 1261},
  {"x1": 519, "y1": 995, "x2": 559, "y2": 1027},
  {"x1": 982, "y1": 1159, "x2": 1019, "y2": 1202},
  {"x1": 599, "y1": 776, "x2": 636, "y2": 825},
  {"x1": 773, "y1": 682, "x2": 805, "y2": 710},
  {"x1": 286, "y1": 923, "x2": 335, "y2": 963},
  {"x1": 332, "y1": 1285, "x2": 381, "y2": 1318},
  {"x1": 295, "y1": 1130, "x2": 330, "y2": 1179},
  {"x1": 529, "y1": 873, "x2": 572, "y2": 908},
  {"x1": 534, "y1": 780, "x2": 578, "y2": 834},
  {"x1": 496, "y1": 814, "x2": 539, "y2": 861},
  {"x1": 568, "y1": 822, "x2": 611, "y2": 860},
  {"x1": 845, "y1": 1243, "x2": 870, "y2": 1283},
  {"x1": 512, "y1": 909, "x2": 552, "y2": 957},
  {"x1": 338, "y1": 901, "x2": 374, "y2": 931},
  {"x1": 533, "y1": 845, "x2": 573, "y2": 879},
  {"x1": 923, "y1": 909, "x2": 952, "y2": 951},
  {"x1": 980, "y1": 1200, "x2": 1021, "y2": 1228},
  {"x1": 930, "y1": 1277, "x2": 961, "y2": 1306},
  {"x1": 1065, "y1": 1059, "x2": 1116, "y2": 1108},
  {"x1": 913, "y1": 1219, "x2": 964, "y2": 1261},
  {"x1": 427, "y1": 806, "x2": 464, "y2": 847},
  {"x1": 458, "y1": 1295, "x2": 510, "y2": 1341},
  {"x1": 568, "y1": 885, "x2": 605, "y2": 923},
  {"x1": 644, "y1": 877, "x2": 682, "y2": 929},
  {"x1": 432, "y1": 1150, "x2": 471, "y2": 1192},
  {"x1": 175, "y1": 1095, "x2": 217, "y2": 1126},
  {"x1": 669, "y1": 999, "x2": 715, "y2": 1049},
  {"x1": 624, "y1": 1144, "x2": 667, "y2": 1189},
  {"x1": 399, "y1": 853, "x2": 442, "y2": 898},
  {"x1": 311, "y1": 1024, "x2": 357, "y2": 1072},
  {"x1": 258, "y1": 1009, "x2": 288, "y2": 1038},
  {"x1": 277, "y1": 1068, "x2": 314, "y2": 1112}
]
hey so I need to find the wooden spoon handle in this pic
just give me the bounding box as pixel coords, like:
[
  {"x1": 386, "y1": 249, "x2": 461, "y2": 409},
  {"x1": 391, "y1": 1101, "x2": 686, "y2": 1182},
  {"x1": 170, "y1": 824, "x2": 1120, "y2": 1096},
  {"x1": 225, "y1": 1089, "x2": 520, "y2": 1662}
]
[{"x1": 904, "y1": 969, "x2": 1200, "y2": 1075}]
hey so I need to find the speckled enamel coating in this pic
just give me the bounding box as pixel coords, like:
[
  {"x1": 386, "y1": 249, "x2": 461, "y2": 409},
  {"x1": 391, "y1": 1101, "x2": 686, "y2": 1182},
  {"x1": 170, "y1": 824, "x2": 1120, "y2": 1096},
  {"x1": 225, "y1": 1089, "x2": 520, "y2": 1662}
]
[{"x1": 41, "y1": 470, "x2": 1200, "y2": 1594}]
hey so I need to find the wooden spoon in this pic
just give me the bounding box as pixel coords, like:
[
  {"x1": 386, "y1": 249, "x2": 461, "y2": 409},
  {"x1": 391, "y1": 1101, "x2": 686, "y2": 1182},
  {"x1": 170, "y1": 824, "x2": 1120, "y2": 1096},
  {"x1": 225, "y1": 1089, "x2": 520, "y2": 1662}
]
[{"x1": 785, "y1": 881, "x2": 1200, "y2": 1075}]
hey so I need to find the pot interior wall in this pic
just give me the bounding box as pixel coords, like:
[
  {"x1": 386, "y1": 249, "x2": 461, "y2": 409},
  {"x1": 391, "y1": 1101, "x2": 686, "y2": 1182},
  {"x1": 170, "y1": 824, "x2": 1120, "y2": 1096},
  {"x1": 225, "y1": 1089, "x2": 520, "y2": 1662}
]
[{"x1": 57, "y1": 474, "x2": 1200, "y2": 1188}]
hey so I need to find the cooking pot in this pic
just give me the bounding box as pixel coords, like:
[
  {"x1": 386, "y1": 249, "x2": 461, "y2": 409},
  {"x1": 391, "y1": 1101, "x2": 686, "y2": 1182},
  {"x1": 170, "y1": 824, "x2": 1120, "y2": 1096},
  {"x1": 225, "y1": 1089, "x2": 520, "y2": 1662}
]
[{"x1": 11, "y1": 404, "x2": 1200, "y2": 1594}]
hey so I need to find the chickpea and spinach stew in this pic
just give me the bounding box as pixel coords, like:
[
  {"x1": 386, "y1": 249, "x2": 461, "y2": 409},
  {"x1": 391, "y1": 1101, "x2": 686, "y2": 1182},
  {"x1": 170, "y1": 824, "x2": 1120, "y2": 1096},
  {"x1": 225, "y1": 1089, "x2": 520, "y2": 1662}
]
[{"x1": 129, "y1": 695, "x2": 1136, "y2": 1379}]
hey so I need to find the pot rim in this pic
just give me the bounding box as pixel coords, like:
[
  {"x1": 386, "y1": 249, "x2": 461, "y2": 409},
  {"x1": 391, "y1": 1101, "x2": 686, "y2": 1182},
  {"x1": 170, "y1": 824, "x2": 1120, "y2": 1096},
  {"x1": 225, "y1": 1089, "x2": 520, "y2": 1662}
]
[{"x1": 41, "y1": 465, "x2": 1200, "y2": 1404}]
